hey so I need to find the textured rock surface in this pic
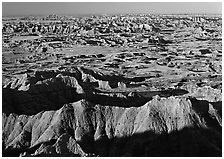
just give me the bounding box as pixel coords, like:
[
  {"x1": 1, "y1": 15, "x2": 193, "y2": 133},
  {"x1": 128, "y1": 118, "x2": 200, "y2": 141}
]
[
  {"x1": 2, "y1": 79, "x2": 222, "y2": 156},
  {"x1": 2, "y1": 13, "x2": 222, "y2": 157}
]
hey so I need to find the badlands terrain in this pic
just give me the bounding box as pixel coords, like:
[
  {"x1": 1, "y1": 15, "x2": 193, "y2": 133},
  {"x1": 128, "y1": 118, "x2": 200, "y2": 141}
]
[{"x1": 2, "y1": 14, "x2": 222, "y2": 156}]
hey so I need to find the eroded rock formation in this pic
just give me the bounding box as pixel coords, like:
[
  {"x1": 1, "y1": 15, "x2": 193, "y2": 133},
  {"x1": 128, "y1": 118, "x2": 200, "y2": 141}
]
[
  {"x1": 2, "y1": 13, "x2": 222, "y2": 157},
  {"x1": 2, "y1": 68, "x2": 222, "y2": 157}
]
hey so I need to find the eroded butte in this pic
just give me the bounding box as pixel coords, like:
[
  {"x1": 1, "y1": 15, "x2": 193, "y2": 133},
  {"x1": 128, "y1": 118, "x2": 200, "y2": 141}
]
[{"x1": 2, "y1": 14, "x2": 222, "y2": 157}]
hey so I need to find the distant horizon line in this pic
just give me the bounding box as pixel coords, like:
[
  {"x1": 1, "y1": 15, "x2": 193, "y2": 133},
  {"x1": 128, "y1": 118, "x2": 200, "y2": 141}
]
[{"x1": 3, "y1": 12, "x2": 222, "y2": 17}]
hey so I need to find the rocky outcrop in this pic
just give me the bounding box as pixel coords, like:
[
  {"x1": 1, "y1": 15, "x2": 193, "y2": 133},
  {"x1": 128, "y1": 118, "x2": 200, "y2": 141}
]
[
  {"x1": 2, "y1": 94, "x2": 222, "y2": 156},
  {"x1": 3, "y1": 72, "x2": 84, "y2": 115},
  {"x1": 2, "y1": 13, "x2": 222, "y2": 157},
  {"x1": 2, "y1": 66, "x2": 222, "y2": 156}
]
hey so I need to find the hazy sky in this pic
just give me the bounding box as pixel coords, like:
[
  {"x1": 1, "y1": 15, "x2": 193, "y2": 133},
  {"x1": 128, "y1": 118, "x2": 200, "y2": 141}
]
[{"x1": 2, "y1": 2, "x2": 222, "y2": 16}]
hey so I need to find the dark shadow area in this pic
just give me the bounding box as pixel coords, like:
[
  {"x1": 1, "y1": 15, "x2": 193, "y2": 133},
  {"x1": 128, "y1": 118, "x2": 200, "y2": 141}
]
[
  {"x1": 2, "y1": 80, "x2": 189, "y2": 115},
  {"x1": 86, "y1": 89, "x2": 189, "y2": 108},
  {"x1": 139, "y1": 89, "x2": 189, "y2": 97},
  {"x1": 97, "y1": 127, "x2": 222, "y2": 157},
  {"x1": 189, "y1": 97, "x2": 222, "y2": 132},
  {"x1": 3, "y1": 126, "x2": 221, "y2": 157},
  {"x1": 86, "y1": 93, "x2": 151, "y2": 108},
  {"x1": 2, "y1": 86, "x2": 83, "y2": 115}
]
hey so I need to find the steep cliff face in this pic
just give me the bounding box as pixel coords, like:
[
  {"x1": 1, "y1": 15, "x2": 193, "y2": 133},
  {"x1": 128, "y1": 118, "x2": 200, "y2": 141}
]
[
  {"x1": 2, "y1": 68, "x2": 222, "y2": 157},
  {"x1": 2, "y1": 96, "x2": 221, "y2": 156}
]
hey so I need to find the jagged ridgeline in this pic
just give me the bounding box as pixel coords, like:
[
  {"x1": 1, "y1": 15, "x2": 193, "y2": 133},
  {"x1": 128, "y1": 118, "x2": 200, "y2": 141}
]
[
  {"x1": 2, "y1": 67, "x2": 222, "y2": 157},
  {"x1": 2, "y1": 13, "x2": 222, "y2": 157}
]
